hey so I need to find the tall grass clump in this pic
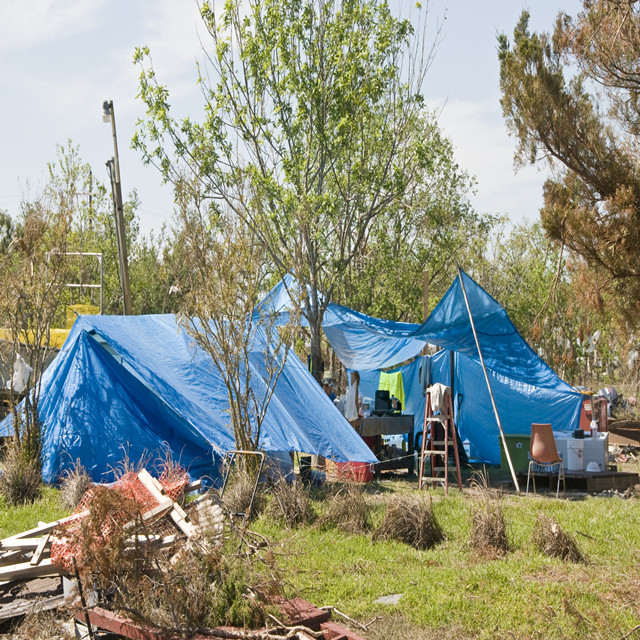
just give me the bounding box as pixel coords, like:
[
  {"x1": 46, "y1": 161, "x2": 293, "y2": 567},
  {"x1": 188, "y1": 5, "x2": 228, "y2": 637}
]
[
  {"x1": 374, "y1": 494, "x2": 443, "y2": 550},
  {"x1": 59, "y1": 458, "x2": 92, "y2": 509},
  {"x1": 267, "y1": 477, "x2": 316, "y2": 528},
  {"x1": 468, "y1": 473, "x2": 509, "y2": 557},
  {"x1": 321, "y1": 483, "x2": 372, "y2": 534},
  {"x1": 532, "y1": 513, "x2": 585, "y2": 563},
  {"x1": 0, "y1": 445, "x2": 42, "y2": 505},
  {"x1": 220, "y1": 467, "x2": 266, "y2": 521}
]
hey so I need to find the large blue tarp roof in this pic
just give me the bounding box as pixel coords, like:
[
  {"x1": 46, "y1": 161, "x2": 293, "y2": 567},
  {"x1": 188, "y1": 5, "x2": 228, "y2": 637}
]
[
  {"x1": 1, "y1": 314, "x2": 376, "y2": 483},
  {"x1": 318, "y1": 270, "x2": 582, "y2": 464},
  {"x1": 322, "y1": 270, "x2": 574, "y2": 392}
]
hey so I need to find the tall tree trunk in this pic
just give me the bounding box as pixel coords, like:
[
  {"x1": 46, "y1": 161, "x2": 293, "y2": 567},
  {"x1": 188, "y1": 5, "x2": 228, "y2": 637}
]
[{"x1": 309, "y1": 314, "x2": 324, "y2": 384}]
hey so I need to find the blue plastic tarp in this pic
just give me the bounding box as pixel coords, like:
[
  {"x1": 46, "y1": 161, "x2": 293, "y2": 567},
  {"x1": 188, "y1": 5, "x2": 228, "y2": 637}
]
[
  {"x1": 320, "y1": 270, "x2": 583, "y2": 465},
  {"x1": 1, "y1": 314, "x2": 376, "y2": 482},
  {"x1": 355, "y1": 350, "x2": 582, "y2": 465},
  {"x1": 322, "y1": 271, "x2": 575, "y2": 393}
]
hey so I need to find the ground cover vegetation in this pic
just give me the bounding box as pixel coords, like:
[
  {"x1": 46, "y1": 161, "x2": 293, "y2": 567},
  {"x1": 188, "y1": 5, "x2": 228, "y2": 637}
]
[
  {"x1": 253, "y1": 478, "x2": 640, "y2": 640},
  {"x1": 4, "y1": 475, "x2": 640, "y2": 640}
]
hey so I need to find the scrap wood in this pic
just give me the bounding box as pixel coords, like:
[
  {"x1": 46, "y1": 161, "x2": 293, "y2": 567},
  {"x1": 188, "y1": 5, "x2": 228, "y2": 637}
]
[
  {"x1": 0, "y1": 576, "x2": 65, "y2": 622},
  {"x1": 0, "y1": 557, "x2": 66, "y2": 582},
  {"x1": 0, "y1": 510, "x2": 88, "y2": 546},
  {"x1": 76, "y1": 599, "x2": 366, "y2": 640},
  {"x1": 137, "y1": 469, "x2": 198, "y2": 539},
  {"x1": 30, "y1": 532, "x2": 51, "y2": 566},
  {"x1": 122, "y1": 497, "x2": 174, "y2": 531},
  {"x1": 77, "y1": 607, "x2": 323, "y2": 640}
]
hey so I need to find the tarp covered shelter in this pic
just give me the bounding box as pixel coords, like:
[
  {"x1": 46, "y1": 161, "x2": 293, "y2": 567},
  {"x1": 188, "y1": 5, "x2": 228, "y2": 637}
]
[
  {"x1": 264, "y1": 271, "x2": 583, "y2": 465},
  {"x1": 0, "y1": 315, "x2": 376, "y2": 483}
]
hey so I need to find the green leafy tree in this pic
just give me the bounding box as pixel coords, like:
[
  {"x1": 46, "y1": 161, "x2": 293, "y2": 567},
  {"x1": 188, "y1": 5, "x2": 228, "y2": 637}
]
[
  {"x1": 45, "y1": 142, "x2": 172, "y2": 316},
  {"x1": 336, "y1": 118, "x2": 487, "y2": 322},
  {"x1": 498, "y1": 4, "x2": 640, "y2": 324},
  {"x1": 134, "y1": 0, "x2": 439, "y2": 380},
  {"x1": 0, "y1": 179, "x2": 73, "y2": 473}
]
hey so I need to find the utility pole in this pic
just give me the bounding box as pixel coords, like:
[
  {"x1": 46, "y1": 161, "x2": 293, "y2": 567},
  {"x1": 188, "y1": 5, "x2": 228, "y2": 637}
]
[{"x1": 103, "y1": 100, "x2": 133, "y2": 315}]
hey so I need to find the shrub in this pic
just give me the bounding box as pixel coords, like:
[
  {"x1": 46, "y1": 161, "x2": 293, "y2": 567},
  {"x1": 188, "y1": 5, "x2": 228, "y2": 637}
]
[
  {"x1": 0, "y1": 445, "x2": 42, "y2": 505},
  {"x1": 374, "y1": 494, "x2": 443, "y2": 550}
]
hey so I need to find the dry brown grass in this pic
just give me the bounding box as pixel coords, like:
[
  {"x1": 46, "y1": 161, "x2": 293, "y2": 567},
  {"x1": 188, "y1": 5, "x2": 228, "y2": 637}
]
[
  {"x1": 532, "y1": 513, "x2": 586, "y2": 563},
  {"x1": 468, "y1": 474, "x2": 509, "y2": 557},
  {"x1": 373, "y1": 494, "x2": 443, "y2": 550},
  {"x1": 267, "y1": 477, "x2": 317, "y2": 528},
  {"x1": 59, "y1": 458, "x2": 92, "y2": 510},
  {"x1": 6, "y1": 611, "x2": 74, "y2": 639},
  {"x1": 0, "y1": 445, "x2": 42, "y2": 505},
  {"x1": 321, "y1": 483, "x2": 373, "y2": 534},
  {"x1": 221, "y1": 467, "x2": 266, "y2": 521},
  {"x1": 365, "y1": 614, "x2": 477, "y2": 640}
]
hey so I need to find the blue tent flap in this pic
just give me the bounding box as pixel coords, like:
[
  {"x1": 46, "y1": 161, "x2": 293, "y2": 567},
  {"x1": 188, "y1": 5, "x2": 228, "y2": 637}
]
[{"x1": 2, "y1": 314, "x2": 376, "y2": 482}]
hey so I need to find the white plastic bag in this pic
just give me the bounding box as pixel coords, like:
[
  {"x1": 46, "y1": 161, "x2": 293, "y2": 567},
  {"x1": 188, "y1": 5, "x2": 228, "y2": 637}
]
[{"x1": 7, "y1": 354, "x2": 32, "y2": 394}]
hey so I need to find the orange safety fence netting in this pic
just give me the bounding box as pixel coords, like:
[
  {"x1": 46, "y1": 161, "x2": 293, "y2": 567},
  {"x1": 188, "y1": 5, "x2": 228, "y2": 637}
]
[{"x1": 50, "y1": 466, "x2": 189, "y2": 573}]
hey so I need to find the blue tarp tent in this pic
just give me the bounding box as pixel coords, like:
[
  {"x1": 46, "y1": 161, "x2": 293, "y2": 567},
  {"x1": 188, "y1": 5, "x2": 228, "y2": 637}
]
[
  {"x1": 1, "y1": 314, "x2": 376, "y2": 483},
  {"x1": 324, "y1": 271, "x2": 583, "y2": 465},
  {"x1": 266, "y1": 270, "x2": 582, "y2": 465}
]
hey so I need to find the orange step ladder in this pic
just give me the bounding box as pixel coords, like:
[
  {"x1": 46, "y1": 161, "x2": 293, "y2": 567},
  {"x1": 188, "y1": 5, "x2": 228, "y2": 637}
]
[{"x1": 418, "y1": 385, "x2": 463, "y2": 494}]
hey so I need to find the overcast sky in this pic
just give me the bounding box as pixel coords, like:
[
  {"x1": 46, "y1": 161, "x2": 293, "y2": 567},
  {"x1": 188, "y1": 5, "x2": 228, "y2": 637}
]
[{"x1": 0, "y1": 0, "x2": 583, "y2": 237}]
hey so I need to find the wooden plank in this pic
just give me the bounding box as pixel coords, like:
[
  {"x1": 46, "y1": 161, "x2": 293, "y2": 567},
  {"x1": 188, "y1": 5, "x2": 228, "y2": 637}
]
[
  {"x1": 0, "y1": 558, "x2": 66, "y2": 582},
  {"x1": 125, "y1": 534, "x2": 177, "y2": 552},
  {"x1": 185, "y1": 479, "x2": 202, "y2": 494},
  {"x1": 1, "y1": 510, "x2": 88, "y2": 545},
  {"x1": 137, "y1": 470, "x2": 198, "y2": 539},
  {"x1": 30, "y1": 532, "x2": 51, "y2": 566},
  {"x1": 0, "y1": 549, "x2": 30, "y2": 566},
  {"x1": 123, "y1": 498, "x2": 173, "y2": 531},
  {"x1": 0, "y1": 538, "x2": 42, "y2": 551}
]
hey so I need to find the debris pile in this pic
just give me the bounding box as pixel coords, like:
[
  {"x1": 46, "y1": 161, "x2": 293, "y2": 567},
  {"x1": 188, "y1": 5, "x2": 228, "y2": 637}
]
[{"x1": 0, "y1": 467, "x2": 368, "y2": 639}]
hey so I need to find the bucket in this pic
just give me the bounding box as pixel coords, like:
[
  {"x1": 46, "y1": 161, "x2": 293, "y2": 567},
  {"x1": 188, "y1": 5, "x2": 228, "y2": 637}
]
[
  {"x1": 565, "y1": 440, "x2": 584, "y2": 471},
  {"x1": 336, "y1": 461, "x2": 374, "y2": 483}
]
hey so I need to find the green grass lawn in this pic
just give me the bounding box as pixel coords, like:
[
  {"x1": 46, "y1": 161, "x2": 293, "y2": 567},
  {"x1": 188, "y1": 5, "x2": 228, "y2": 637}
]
[
  {"x1": 255, "y1": 475, "x2": 640, "y2": 640},
  {"x1": 3, "y1": 474, "x2": 640, "y2": 639},
  {"x1": 0, "y1": 486, "x2": 68, "y2": 538}
]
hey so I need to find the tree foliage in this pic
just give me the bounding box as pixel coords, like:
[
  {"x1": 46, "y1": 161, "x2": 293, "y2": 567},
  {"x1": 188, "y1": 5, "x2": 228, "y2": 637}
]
[
  {"x1": 0, "y1": 173, "x2": 73, "y2": 468},
  {"x1": 172, "y1": 179, "x2": 299, "y2": 452},
  {"x1": 498, "y1": 3, "x2": 640, "y2": 322},
  {"x1": 134, "y1": 0, "x2": 449, "y2": 379},
  {"x1": 335, "y1": 119, "x2": 484, "y2": 322}
]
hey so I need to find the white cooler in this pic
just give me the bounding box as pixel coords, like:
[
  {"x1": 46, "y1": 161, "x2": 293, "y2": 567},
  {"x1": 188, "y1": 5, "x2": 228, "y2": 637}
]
[{"x1": 555, "y1": 432, "x2": 608, "y2": 472}]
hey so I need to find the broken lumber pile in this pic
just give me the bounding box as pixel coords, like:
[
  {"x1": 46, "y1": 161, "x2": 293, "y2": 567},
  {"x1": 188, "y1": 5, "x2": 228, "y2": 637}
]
[{"x1": 0, "y1": 469, "x2": 215, "y2": 622}]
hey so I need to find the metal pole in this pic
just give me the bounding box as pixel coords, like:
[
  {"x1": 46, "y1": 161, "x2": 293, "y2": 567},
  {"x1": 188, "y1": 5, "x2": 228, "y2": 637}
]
[
  {"x1": 98, "y1": 254, "x2": 104, "y2": 315},
  {"x1": 457, "y1": 266, "x2": 520, "y2": 492},
  {"x1": 104, "y1": 100, "x2": 133, "y2": 315}
]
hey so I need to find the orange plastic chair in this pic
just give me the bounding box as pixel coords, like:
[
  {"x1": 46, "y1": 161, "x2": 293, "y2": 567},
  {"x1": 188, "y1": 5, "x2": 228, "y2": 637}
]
[{"x1": 526, "y1": 423, "x2": 565, "y2": 497}]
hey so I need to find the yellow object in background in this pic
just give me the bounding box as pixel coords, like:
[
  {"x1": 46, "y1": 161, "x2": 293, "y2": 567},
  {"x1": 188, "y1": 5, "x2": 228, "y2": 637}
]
[
  {"x1": 66, "y1": 304, "x2": 99, "y2": 329},
  {"x1": 378, "y1": 371, "x2": 405, "y2": 409}
]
